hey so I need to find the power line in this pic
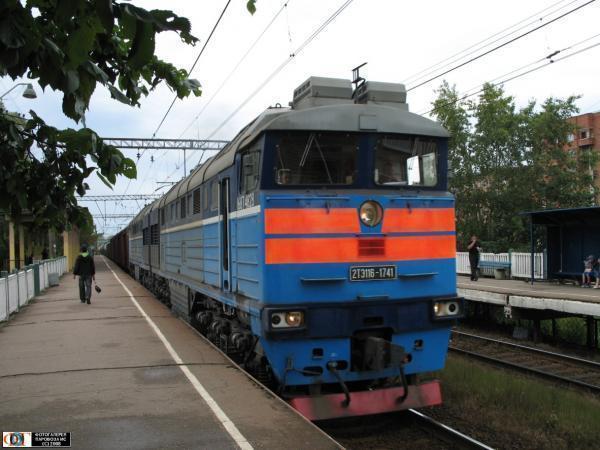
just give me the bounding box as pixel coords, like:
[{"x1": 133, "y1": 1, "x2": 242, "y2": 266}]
[
  {"x1": 428, "y1": 31, "x2": 600, "y2": 112},
  {"x1": 207, "y1": 0, "x2": 354, "y2": 139},
  {"x1": 407, "y1": 0, "x2": 596, "y2": 92},
  {"x1": 422, "y1": 39, "x2": 600, "y2": 117},
  {"x1": 403, "y1": 0, "x2": 578, "y2": 85},
  {"x1": 178, "y1": 0, "x2": 292, "y2": 139},
  {"x1": 122, "y1": 0, "x2": 233, "y2": 201},
  {"x1": 151, "y1": 0, "x2": 233, "y2": 141},
  {"x1": 164, "y1": 0, "x2": 355, "y2": 183}
]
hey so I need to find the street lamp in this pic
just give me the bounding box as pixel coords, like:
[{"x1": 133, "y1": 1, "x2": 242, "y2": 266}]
[{"x1": 0, "y1": 83, "x2": 37, "y2": 100}]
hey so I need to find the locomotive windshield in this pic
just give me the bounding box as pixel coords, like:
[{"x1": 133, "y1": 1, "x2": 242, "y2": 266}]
[
  {"x1": 374, "y1": 135, "x2": 438, "y2": 187},
  {"x1": 275, "y1": 132, "x2": 358, "y2": 185}
]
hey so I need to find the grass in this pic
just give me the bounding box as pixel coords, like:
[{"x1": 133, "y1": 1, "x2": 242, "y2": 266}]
[{"x1": 437, "y1": 355, "x2": 600, "y2": 449}]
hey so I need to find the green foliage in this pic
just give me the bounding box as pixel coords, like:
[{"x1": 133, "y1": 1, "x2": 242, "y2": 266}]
[
  {"x1": 432, "y1": 82, "x2": 596, "y2": 250},
  {"x1": 0, "y1": 0, "x2": 201, "y2": 122},
  {"x1": 247, "y1": 1, "x2": 257, "y2": 15},
  {"x1": 0, "y1": 109, "x2": 136, "y2": 230},
  {"x1": 0, "y1": 0, "x2": 205, "y2": 231},
  {"x1": 440, "y1": 356, "x2": 600, "y2": 449}
]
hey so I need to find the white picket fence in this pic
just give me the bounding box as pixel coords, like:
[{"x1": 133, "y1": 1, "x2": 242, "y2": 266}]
[
  {"x1": 0, "y1": 257, "x2": 67, "y2": 322},
  {"x1": 456, "y1": 252, "x2": 546, "y2": 279}
]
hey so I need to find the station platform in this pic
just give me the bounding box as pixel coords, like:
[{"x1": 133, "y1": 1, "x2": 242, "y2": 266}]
[
  {"x1": 458, "y1": 276, "x2": 600, "y2": 316},
  {"x1": 0, "y1": 257, "x2": 340, "y2": 450}
]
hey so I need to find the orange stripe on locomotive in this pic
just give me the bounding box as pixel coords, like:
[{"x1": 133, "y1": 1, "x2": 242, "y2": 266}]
[
  {"x1": 265, "y1": 208, "x2": 455, "y2": 235},
  {"x1": 265, "y1": 235, "x2": 456, "y2": 265}
]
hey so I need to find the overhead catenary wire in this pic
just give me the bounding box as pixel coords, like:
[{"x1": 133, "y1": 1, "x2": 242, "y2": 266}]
[
  {"x1": 125, "y1": 0, "x2": 233, "y2": 199},
  {"x1": 429, "y1": 31, "x2": 600, "y2": 110},
  {"x1": 421, "y1": 39, "x2": 600, "y2": 117},
  {"x1": 150, "y1": 0, "x2": 233, "y2": 142},
  {"x1": 403, "y1": 0, "x2": 580, "y2": 85},
  {"x1": 161, "y1": 0, "x2": 354, "y2": 183},
  {"x1": 178, "y1": 0, "x2": 293, "y2": 140},
  {"x1": 407, "y1": 0, "x2": 596, "y2": 92},
  {"x1": 165, "y1": 0, "x2": 355, "y2": 181},
  {"x1": 206, "y1": 0, "x2": 355, "y2": 140}
]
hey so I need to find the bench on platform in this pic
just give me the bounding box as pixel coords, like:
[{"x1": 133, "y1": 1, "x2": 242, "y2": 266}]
[{"x1": 479, "y1": 260, "x2": 511, "y2": 279}]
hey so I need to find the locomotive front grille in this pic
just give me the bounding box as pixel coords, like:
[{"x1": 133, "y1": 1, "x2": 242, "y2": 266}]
[{"x1": 358, "y1": 238, "x2": 385, "y2": 257}]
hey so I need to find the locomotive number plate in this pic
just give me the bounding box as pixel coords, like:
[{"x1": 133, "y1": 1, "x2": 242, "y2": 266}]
[{"x1": 350, "y1": 265, "x2": 396, "y2": 281}]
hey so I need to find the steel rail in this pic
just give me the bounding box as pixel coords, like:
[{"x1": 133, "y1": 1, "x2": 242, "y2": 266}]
[
  {"x1": 408, "y1": 409, "x2": 495, "y2": 450},
  {"x1": 449, "y1": 346, "x2": 600, "y2": 393},
  {"x1": 453, "y1": 330, "x2": 600, "y2": 368}
]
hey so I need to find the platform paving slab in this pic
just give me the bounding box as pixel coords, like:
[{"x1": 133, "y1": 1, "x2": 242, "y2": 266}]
[{"x1": 0, "y1": 257, "x2": 340, "y2": 450}]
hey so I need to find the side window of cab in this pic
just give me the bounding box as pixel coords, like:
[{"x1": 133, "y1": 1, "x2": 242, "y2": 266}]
[{"x1": 240, "y1": 151, "x2": 260, "y2": 194}]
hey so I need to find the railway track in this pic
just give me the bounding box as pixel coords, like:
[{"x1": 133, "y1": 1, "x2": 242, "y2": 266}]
[
  {"x1": 407, "y1": 409, "x2": 495, "y2": 449},
  {"x1": 320, "y1": 409, "x2": 494, "y2": 449},
  {"x1": 450, "y1": 330, "x2": 600, "y2": 393}
]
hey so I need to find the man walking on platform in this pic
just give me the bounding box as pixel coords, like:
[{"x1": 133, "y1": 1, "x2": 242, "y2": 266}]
[{"x1": 73, "y1": 245, "x2": 96, "y2": 304}]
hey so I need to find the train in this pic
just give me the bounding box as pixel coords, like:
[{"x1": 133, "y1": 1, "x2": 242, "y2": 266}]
[{"x1": 106, "y1": 76, "x2": 464, "y2": 420}]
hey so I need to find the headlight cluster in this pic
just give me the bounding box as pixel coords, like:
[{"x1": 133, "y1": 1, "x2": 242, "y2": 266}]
[
  {"x1": 271, "y1": 311, "x2": 305, "y2": 328},
  {"x1": 359, "y1": 201, "x2": 383, "y2": 227},
  {"x1": 432, "y1": 299, "x2": 462, "y2": 319}
]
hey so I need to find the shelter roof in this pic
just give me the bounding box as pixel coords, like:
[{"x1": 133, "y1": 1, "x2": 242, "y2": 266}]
[{"x1": 521, "y1": 206, "x2": 600, "y2": 226}]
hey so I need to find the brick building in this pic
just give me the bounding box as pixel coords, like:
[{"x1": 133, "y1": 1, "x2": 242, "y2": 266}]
[{"x1": 566, "y1": 111, "x2": 600, "y2": 201}]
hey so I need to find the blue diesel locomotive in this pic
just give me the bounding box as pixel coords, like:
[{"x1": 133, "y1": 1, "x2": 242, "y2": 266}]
[{"x1": 108, "y1": 76, "x2": 463, "y2": 420}]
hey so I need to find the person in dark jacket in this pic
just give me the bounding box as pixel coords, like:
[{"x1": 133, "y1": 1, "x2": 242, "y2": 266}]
[
  {"x1": 467, "y1": 235, "x2": 482, "y2": 281},
  {"x1": 73, "y1": 245, "x2": 96, "y2": 304}
]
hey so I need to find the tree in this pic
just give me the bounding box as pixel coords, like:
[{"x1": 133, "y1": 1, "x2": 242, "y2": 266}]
[
  {"x1": 0, "y1": 0, "x2": 256, "y2": 230},
  {"x1": 432, "y1": 82, "x2": 595, "y2": 251}
]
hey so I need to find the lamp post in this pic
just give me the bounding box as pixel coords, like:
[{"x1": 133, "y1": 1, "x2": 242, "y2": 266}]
[{"x1": 0, "y1": 83, "x2": 37, "y2": 100}]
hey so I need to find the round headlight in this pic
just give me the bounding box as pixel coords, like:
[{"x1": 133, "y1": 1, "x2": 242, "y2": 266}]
[
  {"x1": 285, "y1": 311, "x2": 304, "y2": 327},
  {"x1": 360, "y1": 201, "x2": 383, "y2": 227}
]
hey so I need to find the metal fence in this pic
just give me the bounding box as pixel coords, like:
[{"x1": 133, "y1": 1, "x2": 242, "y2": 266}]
[
  {"x1": 456, "y1": 251, "x2": 546, "y2": 279},
  {"x1": 0, "y1": 257, "x2": 67, "y2": 322}
]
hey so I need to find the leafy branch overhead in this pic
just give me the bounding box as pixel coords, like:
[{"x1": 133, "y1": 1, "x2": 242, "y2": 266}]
[
  {"x1": 0, "y1": 110, "x2": 136, "y2": 230},
  {"x1": 0, "y1": 0, "x2": 229, "y2": 231},
  {"x1": 1, "y1": 0, "x2": 202, "y2": 122}
]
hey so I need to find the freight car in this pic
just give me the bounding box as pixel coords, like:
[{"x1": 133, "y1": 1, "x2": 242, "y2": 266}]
[
  {"x1": 109, "y1": 76, "x2": 464, "y2": 420},
  {"x1": 105, "y1": 228, "x2": 128, "y2": 271}
]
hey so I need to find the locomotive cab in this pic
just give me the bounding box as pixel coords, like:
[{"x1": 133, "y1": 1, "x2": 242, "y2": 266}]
[{"x1": 240, "y1": 78, "x2": 464, "y2": 419}]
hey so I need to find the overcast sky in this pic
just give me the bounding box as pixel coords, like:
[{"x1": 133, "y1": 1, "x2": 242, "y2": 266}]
[{"x1": 2, "y1": 0, "x2": 600, "y2": 235}]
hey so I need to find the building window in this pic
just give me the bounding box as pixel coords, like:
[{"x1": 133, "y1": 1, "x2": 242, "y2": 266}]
[
  {"x1": 580, "y1": 129, "x2": 589, "y2": 139},
  {"x1": 181, "y1": 196, "x2": 186, "y2": 219},
  {"x1": 567, "y1": 133, "x2": 575, "y2": 142}
]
